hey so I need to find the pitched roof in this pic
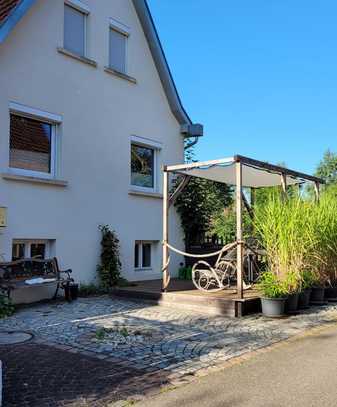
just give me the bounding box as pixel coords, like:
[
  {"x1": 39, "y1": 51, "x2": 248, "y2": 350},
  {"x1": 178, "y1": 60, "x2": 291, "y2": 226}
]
[
  {"x1": 0, "y1": 0, "x2": 22, "y2": 26},
  {"x1": 0, "y1": 0, "x2": 203, "y2": 136}
]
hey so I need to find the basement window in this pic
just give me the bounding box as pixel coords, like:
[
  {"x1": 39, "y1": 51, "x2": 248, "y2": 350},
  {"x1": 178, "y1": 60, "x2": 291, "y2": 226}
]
[{"x1": 134, "y1": 241, "x2": 152, "y2": 270}]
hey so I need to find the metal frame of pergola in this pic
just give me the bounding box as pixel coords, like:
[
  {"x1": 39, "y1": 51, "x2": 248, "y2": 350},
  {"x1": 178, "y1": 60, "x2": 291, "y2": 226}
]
[{"x1": 161, "y1": 154, "x2": 325, "y2": 299}]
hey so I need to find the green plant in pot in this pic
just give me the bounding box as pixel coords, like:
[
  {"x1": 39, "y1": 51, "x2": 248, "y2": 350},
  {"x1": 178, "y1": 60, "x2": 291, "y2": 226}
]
[
  {"x1": 257, "y1": 271, "x2": 288, "y2": 317},
  {"x1": 310, "y1": 274, "x2": 328, "y2": 304},
  {"x1": 298, "y1": 270, "x2": 315, "y2": 309},
  {"x1": 310, "y1": 188, "x2": 337, "y2": 301},
  {"x1": 254, "y1": 194, "x2": 314, "y2": 316},
  {"x1": 284, "y1": 271, "x2": 301, "y2": 314}
]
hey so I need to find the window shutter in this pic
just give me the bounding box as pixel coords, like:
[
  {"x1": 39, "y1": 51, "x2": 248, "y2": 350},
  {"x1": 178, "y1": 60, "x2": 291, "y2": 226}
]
[
  {"x1": 109, "y1": 28, "x2": 127, "y2": 73},
  {"x1": 64, "y1": 4, "x2": 86, "y2": 56}
]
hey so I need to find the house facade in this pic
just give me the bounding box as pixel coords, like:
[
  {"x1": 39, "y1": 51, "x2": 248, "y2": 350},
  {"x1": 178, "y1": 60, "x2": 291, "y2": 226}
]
[{"x1": 0, "y1": 0, "x2": 202, "y2": 292}]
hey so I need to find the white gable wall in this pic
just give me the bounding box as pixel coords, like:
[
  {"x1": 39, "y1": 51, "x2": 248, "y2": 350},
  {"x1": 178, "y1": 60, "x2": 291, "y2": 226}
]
[{"x1": 0, "y1": 0, "x2": 185, "y2": 284}]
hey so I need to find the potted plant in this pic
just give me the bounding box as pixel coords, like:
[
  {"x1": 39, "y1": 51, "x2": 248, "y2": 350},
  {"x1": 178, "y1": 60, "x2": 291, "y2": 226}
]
[
  {"x1": 309, "y1": 265, "x2": 327, "y2": 305},
  {"x1": 298, "y1": 270, "x2": 314, "y2": 309},
  {"x1": 284, "y1": 271, "x2": 300, "y2": 314},
  {"x1": 257, "y1": 272, "x2": 288, "y2": 317},
  {"x1": 325, "y1": 279, "x2": 337, "y2": 301}
]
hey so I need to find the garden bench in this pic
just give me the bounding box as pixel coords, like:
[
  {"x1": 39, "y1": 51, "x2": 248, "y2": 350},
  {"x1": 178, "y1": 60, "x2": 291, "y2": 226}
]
[{"x1": 0, "y1": 257, "x2": 73, "y2": 300}]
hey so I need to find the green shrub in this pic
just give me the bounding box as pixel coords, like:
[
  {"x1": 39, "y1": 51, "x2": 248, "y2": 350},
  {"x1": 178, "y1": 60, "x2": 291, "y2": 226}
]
[
  {"x1": 178, "y1": 265, "x2": 192, "y2": 280},
  {"x1": 97, "y1": 225, "x2": 121, "y2": 289},
  {"x1": 256, "y1": 271, "x2": 287, "y2": 298},
  {"x1": 254, "y1": 193, "x2": 315, "y2": 293},
  {"x1": 310, "y1": 188, "x2": 337, "y2": 286},
  {"x1": 0, "y1": 294, "x2": 15, "y2": 318},
  {"x1": 78, "y1": 283, "x2": 108, "y2": 297}
]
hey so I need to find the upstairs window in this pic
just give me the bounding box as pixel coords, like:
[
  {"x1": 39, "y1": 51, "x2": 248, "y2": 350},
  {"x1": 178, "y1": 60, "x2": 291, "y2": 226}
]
[
  {"x1": 10, "y1": 114, "x2": 55, "y2": 175},
  {"x1": 109, "y1": 20, "x2": 129, "y2": 74},
  {"x1": 64, "y1": 2, "x2": 88, "y2": 57},
  {"x1": 131, "y1": 144, "x2": 155, "y2": 189}
]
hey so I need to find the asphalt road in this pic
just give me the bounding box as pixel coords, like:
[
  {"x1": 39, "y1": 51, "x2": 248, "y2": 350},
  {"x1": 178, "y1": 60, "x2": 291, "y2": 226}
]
[{"x1": 139, "y1": 324, "x2": 337, "y2": 407}]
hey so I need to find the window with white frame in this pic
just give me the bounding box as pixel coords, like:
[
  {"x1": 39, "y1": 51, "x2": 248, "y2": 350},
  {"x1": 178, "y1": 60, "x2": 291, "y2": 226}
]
[
  {"x1": 12, "y1": 240, "x2": 51, "y2": 261},
  {"x1": 134, "y1": 241, "x2": 152, "y2": 269},
  {"x1": 109, "y1": 19, "x2": 129, "y2": 74},
  {"x1": 131, "y1": 144, "x2": 155, "y2": 189},
  {"x1": 64, "y1": 1, "x2": 89, "y2": 57},
  {"x1": 130, "y1": 136, "x2": 161, "y2": 191},
  {"x1": 9, "y1": 103, "x2": 61, "y2": 178}
]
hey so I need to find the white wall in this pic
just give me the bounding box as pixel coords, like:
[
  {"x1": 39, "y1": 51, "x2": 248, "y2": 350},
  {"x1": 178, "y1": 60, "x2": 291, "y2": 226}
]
[{"x1": 0, "y1": 0, "x2": 185, "y2": 284}]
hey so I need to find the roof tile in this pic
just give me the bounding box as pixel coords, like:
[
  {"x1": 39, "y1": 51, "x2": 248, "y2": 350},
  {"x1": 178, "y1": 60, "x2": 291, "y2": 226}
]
[{"x1": 0, "y1": 0, "x2": 21, "y2": 26}]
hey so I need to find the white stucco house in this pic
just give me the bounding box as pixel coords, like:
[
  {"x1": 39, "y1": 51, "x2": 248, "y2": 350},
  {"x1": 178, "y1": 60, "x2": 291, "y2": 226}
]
[{"x1": 0, "y1": 0, "x2": 203, "y2": 294}]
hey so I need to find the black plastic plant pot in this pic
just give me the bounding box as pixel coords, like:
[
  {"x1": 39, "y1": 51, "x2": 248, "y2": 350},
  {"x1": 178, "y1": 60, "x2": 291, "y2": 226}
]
[
  {"x1": 298, "y1": 289, "x2": 311, "y2": 309},
  {"x1": 64, "y1": 284, "x2": 71, "y2": 302},
  {"x1": 325, "y1": 287, "x2": 337, "y2": 301},
  {"x1": 310, "y1": 287, "x2": 325, "y2": 304},
  {"x1": 70, "y1": 283, "x2": 79, "y2": 300},
  {"x1": 285, "y1": 293, "x2": 299, "y2": 314},
  {"x1": 261, "y1": 298, "x2": 287, "y2": 317}
]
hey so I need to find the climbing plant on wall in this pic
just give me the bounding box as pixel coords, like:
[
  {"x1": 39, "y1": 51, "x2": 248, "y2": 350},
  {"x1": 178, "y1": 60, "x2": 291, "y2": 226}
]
[{"x1": 97, "y1": 225, "x2": 121, "y2": 289}]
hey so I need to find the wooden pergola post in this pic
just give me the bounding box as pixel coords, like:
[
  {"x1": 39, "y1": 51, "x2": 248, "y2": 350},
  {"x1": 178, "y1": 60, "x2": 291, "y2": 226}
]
[
  {"x1": 314, "y1": 181, "x2": 320, "y2": 203},
  {"x1": 236, "y1": 160, "x2": 244, "y2": 299},
  {"x1": 162, "y1": 168, "x2": 170, "y2": 292},
  {"x1": 281, "y1": 172, "x2": 287, "y2": 199}
]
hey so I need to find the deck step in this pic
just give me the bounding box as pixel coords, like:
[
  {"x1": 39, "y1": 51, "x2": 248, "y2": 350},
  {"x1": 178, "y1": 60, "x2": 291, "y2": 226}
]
[{"x1": 112, "y1": 287, "x2": 261, "y2": 317}]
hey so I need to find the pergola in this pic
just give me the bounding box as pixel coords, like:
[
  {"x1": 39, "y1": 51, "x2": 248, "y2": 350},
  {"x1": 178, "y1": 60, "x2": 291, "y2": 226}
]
[{"x1": 162, "y1": 155, "x2": 325, "y2": 299}]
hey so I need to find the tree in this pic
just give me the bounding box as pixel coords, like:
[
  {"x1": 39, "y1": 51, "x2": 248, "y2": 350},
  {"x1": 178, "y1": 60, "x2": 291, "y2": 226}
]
[
  {"x1": 315, "y1": 150, "x2": 337, "y2": 186},
  {"x1": 174, "y1": 144, "x2": 233, "y2": 245}
]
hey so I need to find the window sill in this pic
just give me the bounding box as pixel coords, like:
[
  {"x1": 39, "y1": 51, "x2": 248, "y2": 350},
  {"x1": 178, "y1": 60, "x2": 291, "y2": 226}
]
[
  {"x1": 135, "y1": 268, "x2": 153, "y2": 272},
  {"x1": 57, "y1": 47, "x2": 98, "y2": 68},
  {"x1": 2, "y1": 173, "x2": 68, "y2": 187},
  {"x1": 104, "y1": 67, "x2": 137, "y2": 84},
  {"x1": 128, "y1": 189, "x2": 163, "y2": 199}
]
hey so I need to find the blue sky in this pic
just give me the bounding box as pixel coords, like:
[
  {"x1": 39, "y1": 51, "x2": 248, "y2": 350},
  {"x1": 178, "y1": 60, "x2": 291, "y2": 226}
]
[{"x1": 148, "y1": 0, "x2": 337, "y2": 174}]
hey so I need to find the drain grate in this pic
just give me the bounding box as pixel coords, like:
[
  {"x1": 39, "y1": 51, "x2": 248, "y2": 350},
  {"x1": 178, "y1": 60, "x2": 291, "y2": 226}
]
[{"x1": 0, "y1": 331, "x2": 33, "y2": 345}]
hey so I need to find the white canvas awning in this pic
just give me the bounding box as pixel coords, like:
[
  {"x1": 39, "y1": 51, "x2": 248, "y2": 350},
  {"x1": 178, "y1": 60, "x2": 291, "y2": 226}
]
[{"x1": 166, "y1": 155, "x2": 323, "y2": 188}]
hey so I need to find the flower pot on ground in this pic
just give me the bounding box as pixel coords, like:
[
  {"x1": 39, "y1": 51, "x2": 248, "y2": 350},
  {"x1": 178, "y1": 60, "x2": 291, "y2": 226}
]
[
  {"x1": 298, "y1": 289, "x2": 311, "y2": 309},
  {"x1": 285, "y1": 293, "x2": 299, "y2": 314},
  {"x1": 310, "y1": 286, "x2": 326, "y2": 304},
  {"x1": 261, "y1": 297, "x2": 287, "y2": 317},
  {"x1": 257, "y1": 272, "x2": 288, "y2": 317},
  {"x1": 325, "y1": 286, "x2": 337, "y2": 301}
]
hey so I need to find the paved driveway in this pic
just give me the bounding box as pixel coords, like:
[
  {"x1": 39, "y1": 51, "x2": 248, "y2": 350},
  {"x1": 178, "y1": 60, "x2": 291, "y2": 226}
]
[
  {"x1": 139, "y1": 323, "x2": 337, "y2": 407},
  {"x1": 1, "y1": 297, "x2": 337, "y2": 406}
]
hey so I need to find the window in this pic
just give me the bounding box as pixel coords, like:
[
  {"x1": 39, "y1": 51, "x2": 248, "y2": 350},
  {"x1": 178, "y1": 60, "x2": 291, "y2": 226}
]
[
  {"x1": 10, "y1": 114, "x2": 54, "y2": 174},
  {"x1": 131, "y1": 144, "x2": 155, "y2": 189},
  {"x1": 64, "y1": 3, "x2": 87, "y2": 57},
  {"x1": 109, "y1": 27, "x2": 128, "y2": 74},
  {"x1": 9, "y1": 115, "x2": 56, "y2": 176},
  {"x1": 12, "y1": 243, "x2": 25, "y2": 261},
  {"x1": 134, "y1": 241, "x2": 152, "y2": 269},
  {"x1": 9, "y1": 103, "x2": 61, "y2": 178},
  {"x1": 12, "y1": 240, "x2": 50, "y2": 261}
]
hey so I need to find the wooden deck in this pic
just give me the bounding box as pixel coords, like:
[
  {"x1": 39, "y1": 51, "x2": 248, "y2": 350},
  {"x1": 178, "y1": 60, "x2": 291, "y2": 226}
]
[{"x1": 112, "y1": 279, "x2": 261, "y2": 317}]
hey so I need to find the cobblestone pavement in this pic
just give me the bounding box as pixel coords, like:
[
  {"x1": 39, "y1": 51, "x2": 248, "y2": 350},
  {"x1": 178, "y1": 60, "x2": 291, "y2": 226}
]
[{"x1": 2, "y1": 297, "x2": 337, "y2": 406}]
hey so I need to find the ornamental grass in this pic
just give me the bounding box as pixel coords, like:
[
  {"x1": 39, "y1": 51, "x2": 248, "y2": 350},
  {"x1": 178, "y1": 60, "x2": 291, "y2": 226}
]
[{"x1": 254, "y1": 186, "x2": 337, "y2": 293}]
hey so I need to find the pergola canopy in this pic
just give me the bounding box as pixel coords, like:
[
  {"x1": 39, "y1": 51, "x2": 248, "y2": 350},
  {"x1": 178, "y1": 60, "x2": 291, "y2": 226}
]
[
  {"x1": 165, "y1": 155, "x2": 324, "y2": 188},
  {"x1": 161, "y1": 154, "x2": 324, "y2": 298}
]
